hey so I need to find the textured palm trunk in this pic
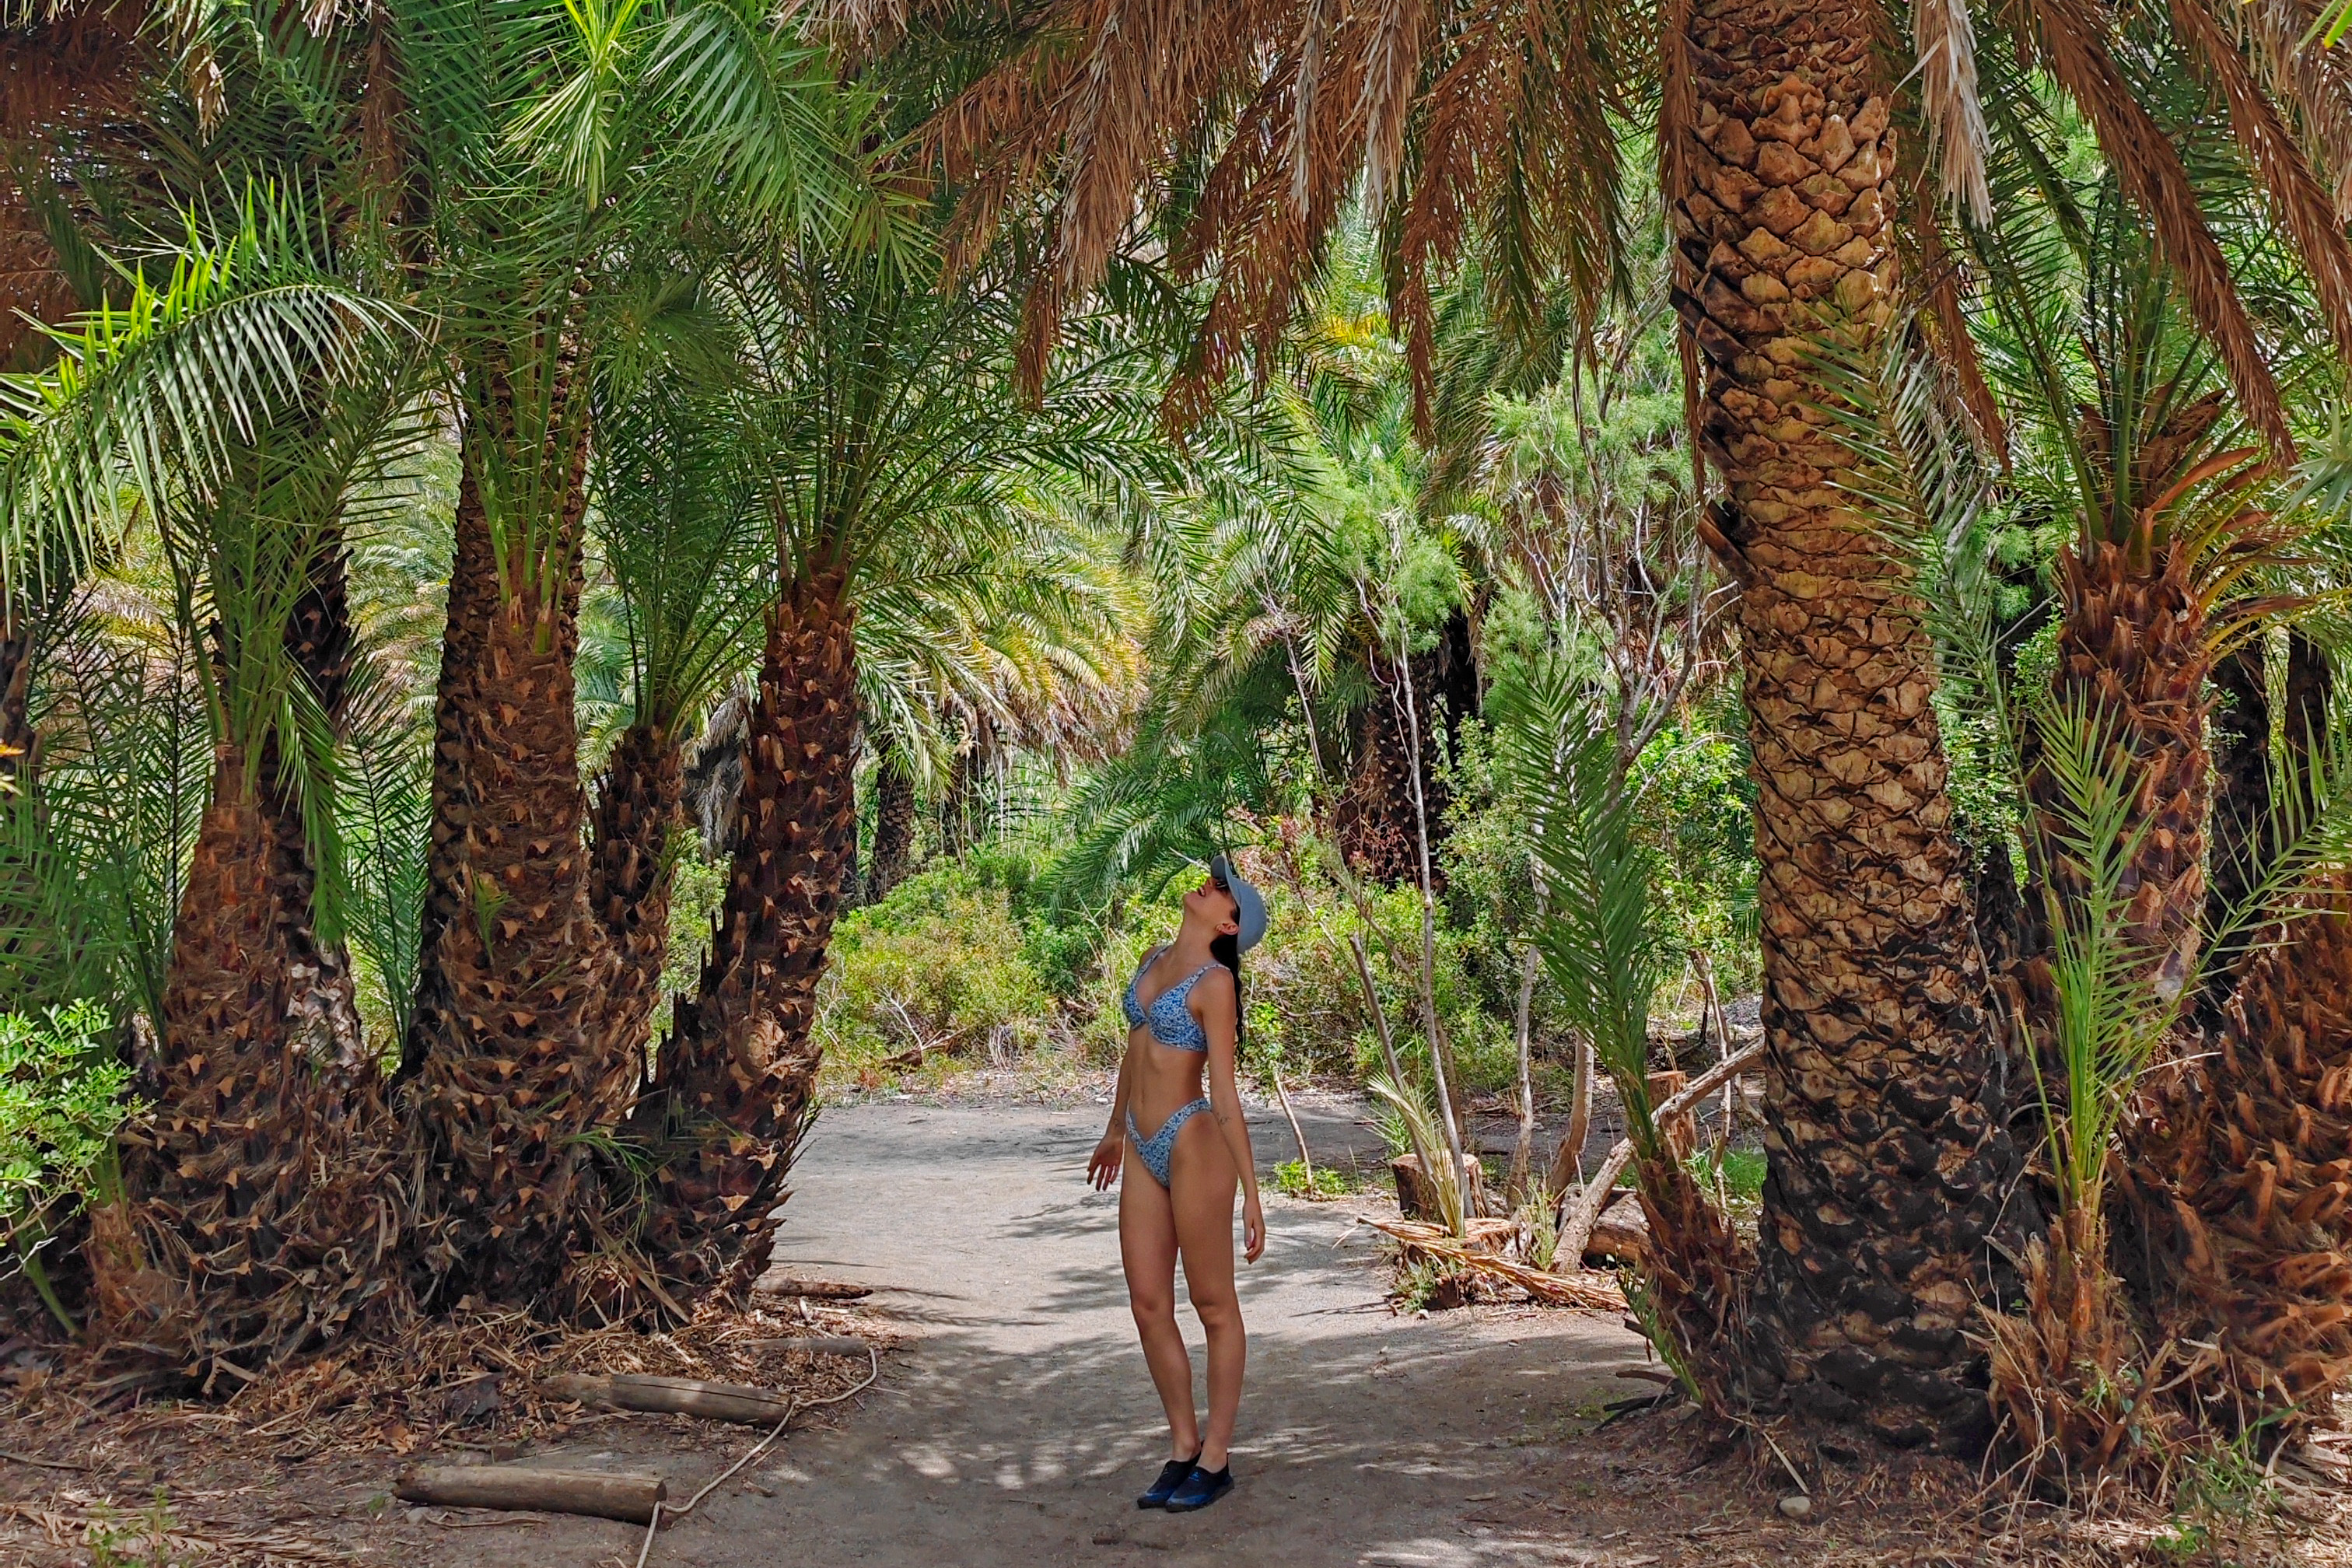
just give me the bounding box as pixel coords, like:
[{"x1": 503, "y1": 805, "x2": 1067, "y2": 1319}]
[
  {"x1": 2125, "y1": 882, "x2": 2352, "y2": 1440},
  {"x1": 1334, "y1": 634, "x2": 1469, "y2": 887},
  {"x1": 2025, "y1": 539, "x2": 2211, "y2": 1005},
  {"x1": 639, "y1": 572, "x2": 858, "y2": 1300},
  {"x1": 1672, "y1": 0, "x2": 2019, "y2": 1451},
  {"x1": 589, "y1": 719, "x2": 684, "y2": 1078},
  {"x1": 98, "y1": 747, "x2": 404, "y2": 1381},
  {"x1": 406, "y1": 407, "x2": 633, "y2": 1310},
  {"x1": 399, "y1": 453, "x2": 494, "y2": 1085},
  {"x1": 100, "y1": 542, "x2": 396, "y2": 1378},
  {"x1": 866, "y1": 733, "x2": 916, "y2": 901}
]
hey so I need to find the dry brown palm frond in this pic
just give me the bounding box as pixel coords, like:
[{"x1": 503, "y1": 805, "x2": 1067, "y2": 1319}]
[
  {"x1": 1389, "y1": 0, "x2": 1637, "y2": 420},
  {"x1": 2018, "y1": 0, "x2": 2294, "y2": 461},
  {"x1": 1916, "y1": 0, "x2": 1993, "y2": 224},
  {"x1": 2242, "y1": 0, "x2": 2352, "y2": 219},
  {"x1": 1160, "y1": 37, "x2": 1369, "y2": 425},
  {"x1": 1356, "y1": 0, "x2": 1431, "y2": 222},
  {"x1": 2172, "y1": 0, "x2": 2352, "y2": 367}
]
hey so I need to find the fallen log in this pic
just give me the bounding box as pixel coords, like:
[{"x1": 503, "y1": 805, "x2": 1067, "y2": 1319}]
[
  {"x1": 743, "y1": 1335, "x2": 870, "y2": 1358},
  {"x1": 541, "y1": 1374, "x2": 796, "y2": 1426},
  {"x1": 1363, "y1": 1216, "x2": 1624, "y2": 1310},
  {"x1": 757, "y1": 1278, "x2": 871, "y2": 1300},
  {"x1": 395, "y1": 1463, "x2": 667, "y2": 1524}
]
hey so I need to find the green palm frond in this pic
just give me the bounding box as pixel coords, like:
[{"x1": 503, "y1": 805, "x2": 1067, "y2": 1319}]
[
  {"x1": 0, "y1": 590, "x2": 210, "y2": 1026},
  {"x1": 0, "y1": 199, "x2": 411, "y2": 600},
  {"x1": 1486, "y1": 629, "x2": 1674, "y2": 1157}
]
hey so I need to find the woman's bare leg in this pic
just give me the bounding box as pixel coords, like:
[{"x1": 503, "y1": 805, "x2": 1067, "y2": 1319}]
[
  {"x1": 1119, "y1": 1146, "x2": 1199, "y2": 1459},
  {"x1": 1169, "y1": 1115, "x2": 1244, "y2": 1469}
]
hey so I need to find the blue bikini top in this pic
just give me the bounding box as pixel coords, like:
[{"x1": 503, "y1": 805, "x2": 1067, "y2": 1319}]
[{"x1": 1122, "y1": 947, "x2": 1217, "y2": 1052}]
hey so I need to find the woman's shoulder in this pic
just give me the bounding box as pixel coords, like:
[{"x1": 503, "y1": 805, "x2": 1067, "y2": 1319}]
[{"x1": 1188, "y1": 962, "x2": 1237, "y2": 1003}]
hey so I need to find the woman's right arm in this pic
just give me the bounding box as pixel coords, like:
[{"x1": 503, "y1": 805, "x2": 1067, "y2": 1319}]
[{"x1": 1088, "y1": 1040, "x2": 1133, "y2": 1190}]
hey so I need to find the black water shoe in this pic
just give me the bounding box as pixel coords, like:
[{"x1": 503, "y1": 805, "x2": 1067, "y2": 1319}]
[
  {"x1": 1162, "y1": 1464, "x2": 1233, "y2": 1513},
  {"x1": 1136, "y1": 1452, "x2": 1202, "y2": 1509}
]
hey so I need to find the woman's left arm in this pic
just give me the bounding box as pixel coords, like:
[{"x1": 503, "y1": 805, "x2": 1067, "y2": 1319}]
[{"x1": 1196, "y1": 971, "x2": 1264, "y2": 1262}]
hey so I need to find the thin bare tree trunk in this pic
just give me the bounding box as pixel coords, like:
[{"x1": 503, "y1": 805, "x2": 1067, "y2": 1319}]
[
  {"x1": 1271, "y1": 1066, "x2": 1313, "y2": 1185},
  {"x1": 1689, "y1": 948, "x2": 1731, "y2": 1157},
  {"x1": 1508, "y1": 939, "x2": 1539, "y2": 1199},
  {"x1": 1391, "y1": 634, "x2": 1471, "y2": 1216},
  {"x1": 1347, "y1": 931, "x2": 1406, "y2": 1091},
  {"x1": 1545, "y1": 1033, "x2": 1596, "y2": 1200}
]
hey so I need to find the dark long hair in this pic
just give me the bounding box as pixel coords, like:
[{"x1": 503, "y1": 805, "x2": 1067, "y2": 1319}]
[{"x1": 1211, "y1": 931, "x2": 1243, "y2": 1057}]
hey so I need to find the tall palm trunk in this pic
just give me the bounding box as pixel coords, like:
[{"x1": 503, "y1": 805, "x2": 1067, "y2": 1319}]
[
  {"x1": 639, "y1": 570, "x2": 857, "y2": 1299},
  {"x1": 1334, "y1": 635, "x2": 1465, "y2": 887},
  {"x1": 399, "y1": 453, "x2": 493, "y2": 1084},
  {"x1": 1671, "y1": 0, "x2": 2018, "y2": 1451},
  {"x1": 2126, "y1": 880, "x2": 2352, "y2": 1440},
  {"x1": 404, "y1": 400, "x2": 632, "y2": 1310},
  {"x1": 97, "y1": 544, "x2": 400, "y2": 1380},
  {"x1": 589, "y1": 719, "x2": 684, "y2": 1075}
]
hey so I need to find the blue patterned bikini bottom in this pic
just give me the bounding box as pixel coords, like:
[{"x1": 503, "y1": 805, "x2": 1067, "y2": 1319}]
[{"x1": 1126, "y1": 1098, "x2": 1213, "y2": 1188}]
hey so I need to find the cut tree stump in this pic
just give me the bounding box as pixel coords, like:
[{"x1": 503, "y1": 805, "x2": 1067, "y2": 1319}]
[
  {"x1": 541, "y1": 1374, "x2": 797, "y2": 1426},
  {"x1": 394, "y1": 1463, "x2": 667, "y2": 1524},
  {"x1": 1389, "y1": 1153, "x2": 1488, "y2": 1222}
]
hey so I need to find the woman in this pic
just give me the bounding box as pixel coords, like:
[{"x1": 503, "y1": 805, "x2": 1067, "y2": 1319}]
[{"x1": 1087, "y1": 853, "x2": 1269, "y2": 1514}]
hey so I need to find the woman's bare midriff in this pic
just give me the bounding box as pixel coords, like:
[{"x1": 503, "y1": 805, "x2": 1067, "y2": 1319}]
[{"x1": 1125, "y1": 1027, "x2": 1210, "y2": 1139}]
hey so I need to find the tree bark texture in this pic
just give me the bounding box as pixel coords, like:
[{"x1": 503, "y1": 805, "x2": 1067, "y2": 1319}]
[
  {"x1": 1332, "y1": 611, "x2": 1477, "y2": 887},
  {"x1": 100, "y1": 744, "x2": 403, "y2": 1382},
  {"x1": 1672, "y1": 0, "x2": 2019, "y2": 1452},
  {"x1": 401, "y1": 450, "x2": 495, "y2": 1085},
  {"x1": 639, "y1": 572, "x2": 858, "y2": 1301},
  {"x1": 2025, "y1": 539, "x2": 2210, "y2": 1006},
  {"x1": 406, "y1": 406, "x2": 631, "y2": 1310},
  {"x1": 2124, "y1": 881, "x2": 2352, "y2": 1441},
  {"x1": 588, "y1": 719, "x2": 684, "y2": 1080}
]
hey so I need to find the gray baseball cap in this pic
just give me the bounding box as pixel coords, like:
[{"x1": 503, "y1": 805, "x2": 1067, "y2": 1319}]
[{"x1": 1209, "y1": 854, "x2": 1268, "y2": 954}]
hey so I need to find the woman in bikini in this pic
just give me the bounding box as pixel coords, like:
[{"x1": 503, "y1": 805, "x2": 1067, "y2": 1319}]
[{"x1": 1086, "y1": 854, "x2": 1269, "y2": 1514}]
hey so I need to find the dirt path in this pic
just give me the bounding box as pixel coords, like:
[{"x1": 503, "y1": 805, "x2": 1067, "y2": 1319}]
[{"x1": 433, "y1": 1097, "x2": 1655, "y2": 1568}]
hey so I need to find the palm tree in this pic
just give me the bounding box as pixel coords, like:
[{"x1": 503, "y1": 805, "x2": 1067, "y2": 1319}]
[
  {"x1": 582, "y1": 375, "x2": 772, "y2": 1101},
  {"x1": 382, "y1": 0, "x2": 870, "y2": 1309},
  {"x1": 635, "y1": 241, "x2": 1176, "y2": 1297},
  {"x1": 0, "y1": 175, "x2": 426, "y2": 1370},
  {"x1": 906, "y1": 0, "x2": 2352, "y2": 1451}
]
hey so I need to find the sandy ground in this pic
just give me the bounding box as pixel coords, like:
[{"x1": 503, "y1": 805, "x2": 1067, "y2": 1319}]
[
  {"x1": 14, "y1": 1087, "x2": 2342, "y2": 1566},
  {"x1": 419, "y1": 1095, "x2": 1659, "y2": 1568}
]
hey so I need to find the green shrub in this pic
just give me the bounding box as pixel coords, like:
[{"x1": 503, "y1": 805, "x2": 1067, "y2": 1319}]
[
  {"x1": 662, "y1": 832, "x2": 731, "y2": 1003},
  {"x1": 816, "y1": 863, "x2": 1058, "y2": 1089},
  {"x1": 1637, "y1": 707, "x2": 1761, "y2": 996},
  {"x1": 2, "y1": 1000, "x2": 137, "y2": 1325},
  {"x1": 1270, "y1": 1160, "x2": 1349, "y2": 1199}
]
